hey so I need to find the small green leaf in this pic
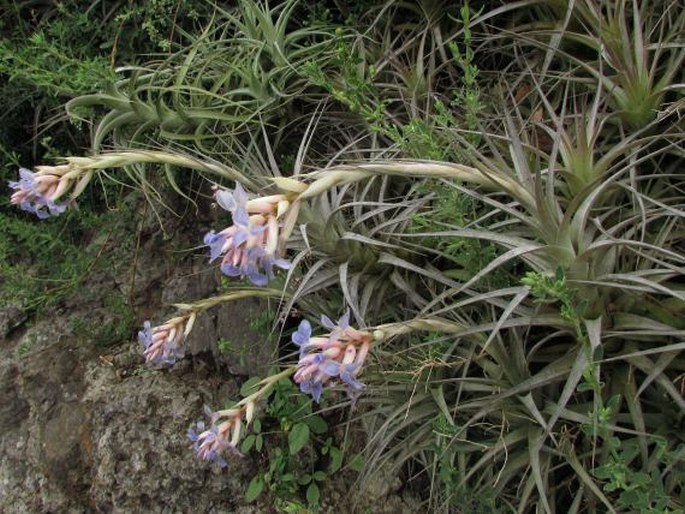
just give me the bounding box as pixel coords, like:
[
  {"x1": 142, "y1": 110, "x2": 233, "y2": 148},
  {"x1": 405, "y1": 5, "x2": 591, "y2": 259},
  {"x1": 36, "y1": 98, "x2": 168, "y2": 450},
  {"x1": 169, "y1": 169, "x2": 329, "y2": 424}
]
[
  {"x1": 606, "y1": 394, "x2": 621, "y2": 411},
  {"x1": 280, "y1": 473, "x2": 295, "y2": 482},
  {"x1": 306, "y1": 482, "x2": 320, "y2": 506},
  {"x1": 313, "y1": 470, "x2": 327, "y2": 481},
  {"x1": 577, "y1": 381, "x2": 595, "y2": 392},
  {"x1": 253, "y1": 419, "x2": 262, "y2": 433},
  {"x1": 298, "y1": 473, "x2": 312, "y2": 485},
  {"x1": 288, "y1": 422, "x2": 310, "y2": 455},
  {"x1": 555, "y1": 266, "x2": 565, "y2": 281},
  {"x1": 277, "y1": 378, "x2": 292, "y2": 388},
  {"x1": 305, "y1": 415, "x2": 328, "y2": 434},
  {"x1": 241, "y1": 434, "x2": 256, "y2": 453},
  {"x1": 348, "y1": 453, "x2": 364, "y2": 472},
  {"x1": 245, "y1": 475, "x2": 265, "y2": 503},
  {"x1": 256, "y1": 434, "x2": 264, "y2": 452},
  {"x1": 329, "y1": 447, "x2": 343, "y2": 473}
]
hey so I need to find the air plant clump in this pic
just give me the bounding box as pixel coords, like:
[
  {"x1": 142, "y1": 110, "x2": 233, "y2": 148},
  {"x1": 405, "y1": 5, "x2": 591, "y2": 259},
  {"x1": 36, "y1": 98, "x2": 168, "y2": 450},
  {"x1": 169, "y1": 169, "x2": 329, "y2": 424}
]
[{"x1": 8, "y1": 1, "x2": 683, "y2": 510}]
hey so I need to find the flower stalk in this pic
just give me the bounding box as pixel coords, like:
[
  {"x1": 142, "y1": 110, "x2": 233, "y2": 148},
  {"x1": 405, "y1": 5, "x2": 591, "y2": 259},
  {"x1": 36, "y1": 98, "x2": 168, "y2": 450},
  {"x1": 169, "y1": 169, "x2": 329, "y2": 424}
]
[
  {"x1": 187, "y1": 315, "x2": 472, "y2": 467},
  {"x1": 297, "y1": 161, "x2": 536, "y2": 211}
]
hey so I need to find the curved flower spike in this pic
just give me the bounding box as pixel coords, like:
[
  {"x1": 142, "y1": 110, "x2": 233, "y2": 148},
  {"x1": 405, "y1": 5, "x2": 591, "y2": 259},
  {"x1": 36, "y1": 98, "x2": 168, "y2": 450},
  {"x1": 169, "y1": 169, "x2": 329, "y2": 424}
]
[{"x1": 188, "y1": 403, "x2": 254, "y2": 466}]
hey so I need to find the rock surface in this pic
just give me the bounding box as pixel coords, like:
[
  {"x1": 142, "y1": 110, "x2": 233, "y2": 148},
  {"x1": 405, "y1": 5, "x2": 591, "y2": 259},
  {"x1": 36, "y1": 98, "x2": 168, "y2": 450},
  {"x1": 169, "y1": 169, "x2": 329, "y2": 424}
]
[
  {"x1": 0, "y1": 298, "x2": 268, "y2": 513},
  {"x1": 0, "y1": 195, "x2": 419, "y2": 513}
]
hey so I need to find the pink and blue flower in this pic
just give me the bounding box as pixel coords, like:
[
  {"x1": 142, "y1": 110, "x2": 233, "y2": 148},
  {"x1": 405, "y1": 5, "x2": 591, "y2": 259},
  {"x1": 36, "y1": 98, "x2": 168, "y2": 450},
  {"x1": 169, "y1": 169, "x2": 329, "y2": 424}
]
[
  {"x1": 8, "y1": 168, "x2": 68, "y2": 219},
  {"x1": 292, "y1": 314, "x2": 371, "y2": 402},
  {"x1": 205, "y1": 184, "x2": 291, "y2": 286}
]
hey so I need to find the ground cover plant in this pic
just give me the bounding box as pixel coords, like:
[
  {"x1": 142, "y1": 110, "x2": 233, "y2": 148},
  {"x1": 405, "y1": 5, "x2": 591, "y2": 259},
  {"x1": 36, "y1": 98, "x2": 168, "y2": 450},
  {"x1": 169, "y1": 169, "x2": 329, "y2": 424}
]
[{"x1": 4, "y1": 0, "x2": 684, "y2": 512}]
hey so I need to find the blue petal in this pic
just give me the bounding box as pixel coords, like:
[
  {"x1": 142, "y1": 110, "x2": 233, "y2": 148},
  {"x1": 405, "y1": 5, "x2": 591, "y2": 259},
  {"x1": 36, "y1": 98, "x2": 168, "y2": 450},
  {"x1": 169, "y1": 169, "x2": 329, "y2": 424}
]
[
  {"x1": 233, "y1": 206, "x2": 249, "y2": 226},
  {"x1": 273, "y1": 258, "x2": 291, "y2": 270},
  {"x1": 233, "y1": 182, "x2": 248, "y2": 206},
  {"x1": 216, "y1": 190, "x2": 237, "y2": 212},
  {"x1": 338, "y1": 311, "x2": 350, "y2": 329},
  {"x1": 319, "y1": 360, "x2": 341, "y2": 377},
  {"x1": 203, "y1": 231, "x2": 218, "y2": 246},
  {"x1": 221, "y1": 263, "x2": 242, "y2": 277},
  {"x1": 300, "y1": 379, "x2": 323, "y2": 402},
  {"x1": 320, "y1": 315, "x2": 336, "y2": 330},
  {"x1": 247, "y1": 270, "x2": 268, "y2": 287},
  {"x1": 138, "y1": 321, "x2": 153, "y2": 348},
  {"x1": 301, "y1": 380, "x2": 324, "y2": 403},
  {"x1": 311, "y1": 381, "x2": 323, "y2": 402},
  {"x1": 341, "y1": 370, "x2": 365, "y2": 391},
  {"x1": 292, "y1": 320, "x2": 311, "y2": 346},
  {"x1": 205, "y1": 232, "x2": 227, "y2": 262},
  {"x1": 18, "y1": 168, "x2": 35, "y2": 182},
  {"x1": 47, "y1": 200, "x2": 67, "y2": 215}
]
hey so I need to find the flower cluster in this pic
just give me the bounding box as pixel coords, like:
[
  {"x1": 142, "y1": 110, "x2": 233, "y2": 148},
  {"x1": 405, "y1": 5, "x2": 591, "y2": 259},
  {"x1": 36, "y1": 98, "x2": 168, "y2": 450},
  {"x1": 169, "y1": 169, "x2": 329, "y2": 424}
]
[
  {"x1": 8, "y1": 164, "x2": 93, "y2": 219},
  {"x1": 292, "y1": 313, "x2": 372, "y2": 402},
  {"x1": 204, "y1": 184, "x2": 292, "y2": 286},
  {"x1": 138, "y1": 313, "x2": 196, "y2": 365},
  {"x1": 9, "y1": 167, "x2": 69, "y2": 219},
  {"x1": 187, "y1": 406, "x2": 246, "y2": 467}
]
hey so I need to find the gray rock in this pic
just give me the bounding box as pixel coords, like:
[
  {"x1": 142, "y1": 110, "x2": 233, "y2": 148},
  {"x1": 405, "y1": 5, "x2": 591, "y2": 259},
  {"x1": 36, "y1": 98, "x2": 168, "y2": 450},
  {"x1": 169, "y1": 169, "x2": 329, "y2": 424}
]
[
  {"x1": 0, "y1": 303, "x2": 26, "y2": 340},
  {"x1": 0, "y1": 320, "x2": 269, "y2": 513}
]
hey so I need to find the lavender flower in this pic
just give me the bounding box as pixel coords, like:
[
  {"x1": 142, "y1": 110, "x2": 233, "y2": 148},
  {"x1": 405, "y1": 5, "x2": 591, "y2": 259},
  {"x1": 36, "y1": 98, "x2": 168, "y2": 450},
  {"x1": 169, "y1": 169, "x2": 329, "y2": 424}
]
[
  {"x1": 292, "y1": 319, "x2": 312, "y2": 358},
  {"x1": 299, "y1": 379, "x2": 324, "y2": 403},
  {"x1": 321, "y1": 311, "x2": 350, "y2": 332},
  {"x1": 215, "y1": 182, "x2": 248, "y2": 213}
]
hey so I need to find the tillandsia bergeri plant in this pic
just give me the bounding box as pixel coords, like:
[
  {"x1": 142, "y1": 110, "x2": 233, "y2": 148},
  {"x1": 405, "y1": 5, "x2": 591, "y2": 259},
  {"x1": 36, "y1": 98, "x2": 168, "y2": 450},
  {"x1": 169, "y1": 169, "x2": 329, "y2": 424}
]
[{"x1": 7, "y1": 0, "x2": 684, "y2": 512}]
